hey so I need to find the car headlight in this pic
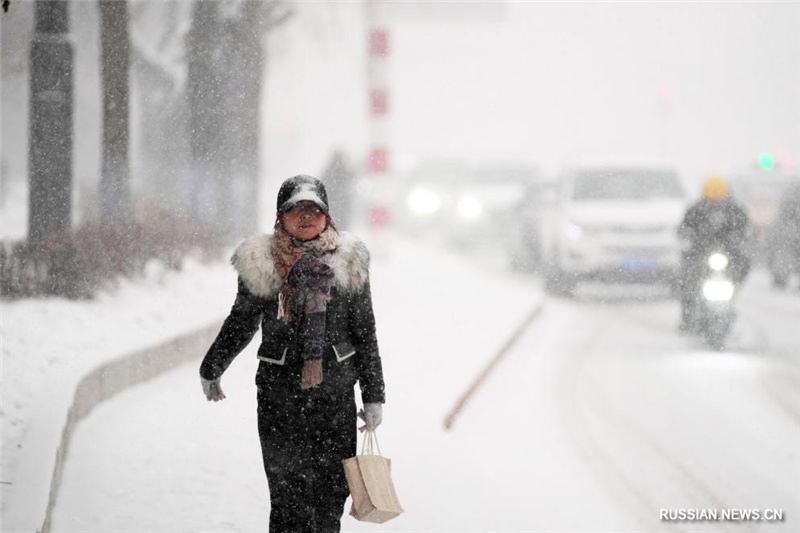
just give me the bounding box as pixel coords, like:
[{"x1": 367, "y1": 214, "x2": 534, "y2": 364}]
[
  {"x1": 407, "y1": 188, "x2": 440, "y2": 215},
  {"x1": 562, "y1": 221, "x2": 584, "y2": 240},
  {"x1": 707, "y1": 253, "x2": 729, "y2": 271},
  {"x1": 457, "y1": 196, "x2": 482, "y2": 220},
  {"x1": 703, "y1": 279, "x2": 734, "y2": 301}
]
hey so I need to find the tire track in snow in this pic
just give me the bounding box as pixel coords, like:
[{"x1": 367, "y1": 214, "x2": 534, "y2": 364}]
[
  {"x1": 605, "y1": 297, "x2": 800, "y2": 515},
  {"x1": 736, "y1": 295, "x2": 800, "y2": 363},
  {"x1": 737, "y1": 293, "x2": 800, "y2": 425},
  {"x1": 758, "y1": 367, "x2": 800, "y2": 425},
  {"x1": 552, "y1": 311, "x2": 666, "y2": 531},
  {"x1": 552, "y1": 300, "x2": 756, "y2": 533}
]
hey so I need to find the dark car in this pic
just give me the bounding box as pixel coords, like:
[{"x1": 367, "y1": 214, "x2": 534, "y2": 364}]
[
  {"x1": 395, "y1": 161, "x2": 542, "y2": 254},
  {"x1": 766, "y1": 183, "x2": 800, "y2": 288},
  {"x1": 508, "y1": 180, "x2": 557, "y2": 272}
]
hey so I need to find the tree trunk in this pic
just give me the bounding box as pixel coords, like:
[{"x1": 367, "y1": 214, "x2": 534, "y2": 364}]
[
  {"x1": 223, "y1": 1, "x2": 264, "y2": 236},
  {"x1": 186, "y1": 0, "x2": 291, "y2": 235},
  {"x1": 99, "y1": 0, "x2": 131, "y2": 225},
  {"x1": 130, "y1": 2, "x2": 192, "y2": 214},
  {"x1": 186, "y1": 0, "x2": 225, "y2": 229},
  {"x1": 28, "y1": 0, "x2": 73, "y2": 243}
]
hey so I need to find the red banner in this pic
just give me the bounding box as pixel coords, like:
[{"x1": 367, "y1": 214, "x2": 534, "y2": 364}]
[
  {"x1": 370, "y1": 89, "x2": 388, "y2": 115},
  {"x1": 369, "y1": 147, "x2": 388, "y2": 173},
  {"x1": 369, "y1": 204, "x2": 391, "y2": 228},
  {"x1": 369, "y1": 28, "x2": 389, "y2": 57}
]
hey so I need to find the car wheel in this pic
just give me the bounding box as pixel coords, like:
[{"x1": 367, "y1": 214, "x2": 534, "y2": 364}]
[
  {"x1": 772, "y1": 270, "x2": 789, "y2": 289},
  {"x1": 703, "y1": 315, "x2": 730, "y2": 351},
  {"x1": 771, "y1": 248, "x2": 793, "y2": 289},
  {"x1": 545, "y1": 264, "x2": 575, "y2": 297}
]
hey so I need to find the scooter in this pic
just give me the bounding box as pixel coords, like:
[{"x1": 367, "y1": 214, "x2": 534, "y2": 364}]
[{"x1": 691, "y1": 250, "x2": 737, "y2": 349}]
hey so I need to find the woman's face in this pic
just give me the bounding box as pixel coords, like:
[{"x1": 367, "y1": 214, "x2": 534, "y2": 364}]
[{"x1": 280, "y1": 201, "x2": 327, "y2": 241}]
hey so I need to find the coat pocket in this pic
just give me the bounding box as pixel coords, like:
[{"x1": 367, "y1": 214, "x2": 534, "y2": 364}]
[
  {"x1": 332, "y1": 341, "x2": 356, "y2": 362},
  {"x1": 257, "y1": 346, "x2": 288, "y2": 365}
]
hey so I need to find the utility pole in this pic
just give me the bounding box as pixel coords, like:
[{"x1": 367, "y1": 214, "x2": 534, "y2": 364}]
[
  {"x1": 363, "y1": 0, "x2": 392, "y2": 250},
  {"x1": 99, "y1": 0, "x2": 131, "y2": 225},
  {"x1": 28, "y1": 0, "x2": 73, "y2": 243},
  {"x1": 360, "y1": 1, "x2": 504, "y2": 246}
]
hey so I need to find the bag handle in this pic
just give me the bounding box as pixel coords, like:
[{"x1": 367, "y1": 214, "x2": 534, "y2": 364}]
[{"x1": 360, "y1": 428, "x2": 382, "y2": 456}]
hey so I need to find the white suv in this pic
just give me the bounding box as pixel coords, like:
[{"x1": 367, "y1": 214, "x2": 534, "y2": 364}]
[{"x1": 540, "y1": 167, "x2": 689, "y2": 295}]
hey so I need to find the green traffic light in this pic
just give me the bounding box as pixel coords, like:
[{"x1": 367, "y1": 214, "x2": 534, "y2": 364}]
[{"x1": 758, "y1": 152, "x2": 776, "y2": 171}]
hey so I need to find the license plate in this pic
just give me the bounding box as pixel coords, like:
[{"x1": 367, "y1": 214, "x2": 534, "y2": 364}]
[{"x1": 621, "y1": 257, "x2": 659, "y2": 270}]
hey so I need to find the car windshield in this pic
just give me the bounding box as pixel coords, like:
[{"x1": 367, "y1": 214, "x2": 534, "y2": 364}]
[{"x1": 572, "y1": 170, "x2": 684, "y2": 201}]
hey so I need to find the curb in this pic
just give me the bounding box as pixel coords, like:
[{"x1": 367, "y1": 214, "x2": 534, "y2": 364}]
[
  {"x1": 38, "y1": 321, "x2": 222, "y2": 533},
  {"x1": 443, "y1": 303, "x2": 544, "y2": 430}
]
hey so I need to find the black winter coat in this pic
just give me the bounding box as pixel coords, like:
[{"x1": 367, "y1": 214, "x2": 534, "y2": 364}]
[
  {"x1": 679, "y1": 198, "x2": 750, "y2": 254},
  {"x1": 199, "y1": 231, "x2": 385, "y2": 405}
]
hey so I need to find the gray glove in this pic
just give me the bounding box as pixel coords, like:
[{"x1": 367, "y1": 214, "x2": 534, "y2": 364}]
[
  {"x1": 360, "y1": 402, "x2": 382, "y2": 429},
  {"x1": 201, "y1": 376, "x2": 226, "y2": 402}
]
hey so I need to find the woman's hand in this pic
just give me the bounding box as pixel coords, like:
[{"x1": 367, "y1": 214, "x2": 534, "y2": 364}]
[
  {"x1": 358, "y1": 403, "x2": 383, "y2": 432},
  {"x1": 201, "y1": 377, "x2": 226, "y2": 401}
]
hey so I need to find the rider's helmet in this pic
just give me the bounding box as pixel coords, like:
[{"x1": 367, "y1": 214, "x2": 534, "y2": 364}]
[{"x1": 702, "y1": 175, "x2": 729, "y2": 202}]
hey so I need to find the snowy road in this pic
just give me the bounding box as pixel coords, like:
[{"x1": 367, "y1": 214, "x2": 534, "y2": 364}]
[{"x1": 50, "y1": 240, "x2": 800, "y2": 533}]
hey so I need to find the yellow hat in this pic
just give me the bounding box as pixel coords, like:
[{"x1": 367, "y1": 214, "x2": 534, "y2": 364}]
[{"x1": 703, "y1": 176, "x2": 729, "y2": 201}]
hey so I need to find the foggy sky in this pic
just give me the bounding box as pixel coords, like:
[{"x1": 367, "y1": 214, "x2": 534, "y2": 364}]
[
  {"x1": 391, "y1": 1, "x2": 800, "y2": 184},
  {"x1": 258, "y1": 1, "x2": 799, "y2": 209},
  {"x1": 4, "y1": 1, "x2": 798, "y2": 217}
]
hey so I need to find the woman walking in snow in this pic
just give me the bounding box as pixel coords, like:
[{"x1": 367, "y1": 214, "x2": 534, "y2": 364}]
[{"x1": 198, "y1": 175, "x2": 386, "y2": 533}]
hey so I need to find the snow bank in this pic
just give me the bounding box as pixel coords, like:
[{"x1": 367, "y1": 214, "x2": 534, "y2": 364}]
[{"x1": 1, "y1": 256, "x2": 236, "y2": 531}]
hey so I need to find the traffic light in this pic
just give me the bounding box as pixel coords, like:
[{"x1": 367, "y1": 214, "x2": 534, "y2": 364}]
[{"x1": 758, "y1": 152, "x2": 776, "y2": 171}]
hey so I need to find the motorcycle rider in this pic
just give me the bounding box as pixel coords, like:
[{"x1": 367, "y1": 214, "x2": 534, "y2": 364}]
[{"x1": 677, "y1": 176, "x2": 751, "y2": 331}]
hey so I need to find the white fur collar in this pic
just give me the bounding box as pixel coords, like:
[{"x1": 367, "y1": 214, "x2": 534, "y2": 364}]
[{"x1": 230, "y1": 231, "x2": 370, "y2": 298}]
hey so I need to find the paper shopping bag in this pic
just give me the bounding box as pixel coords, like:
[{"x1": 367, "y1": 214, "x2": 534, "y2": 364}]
[{"x1": 342, "y1": 429, "x2": 404, "y2": 524}]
